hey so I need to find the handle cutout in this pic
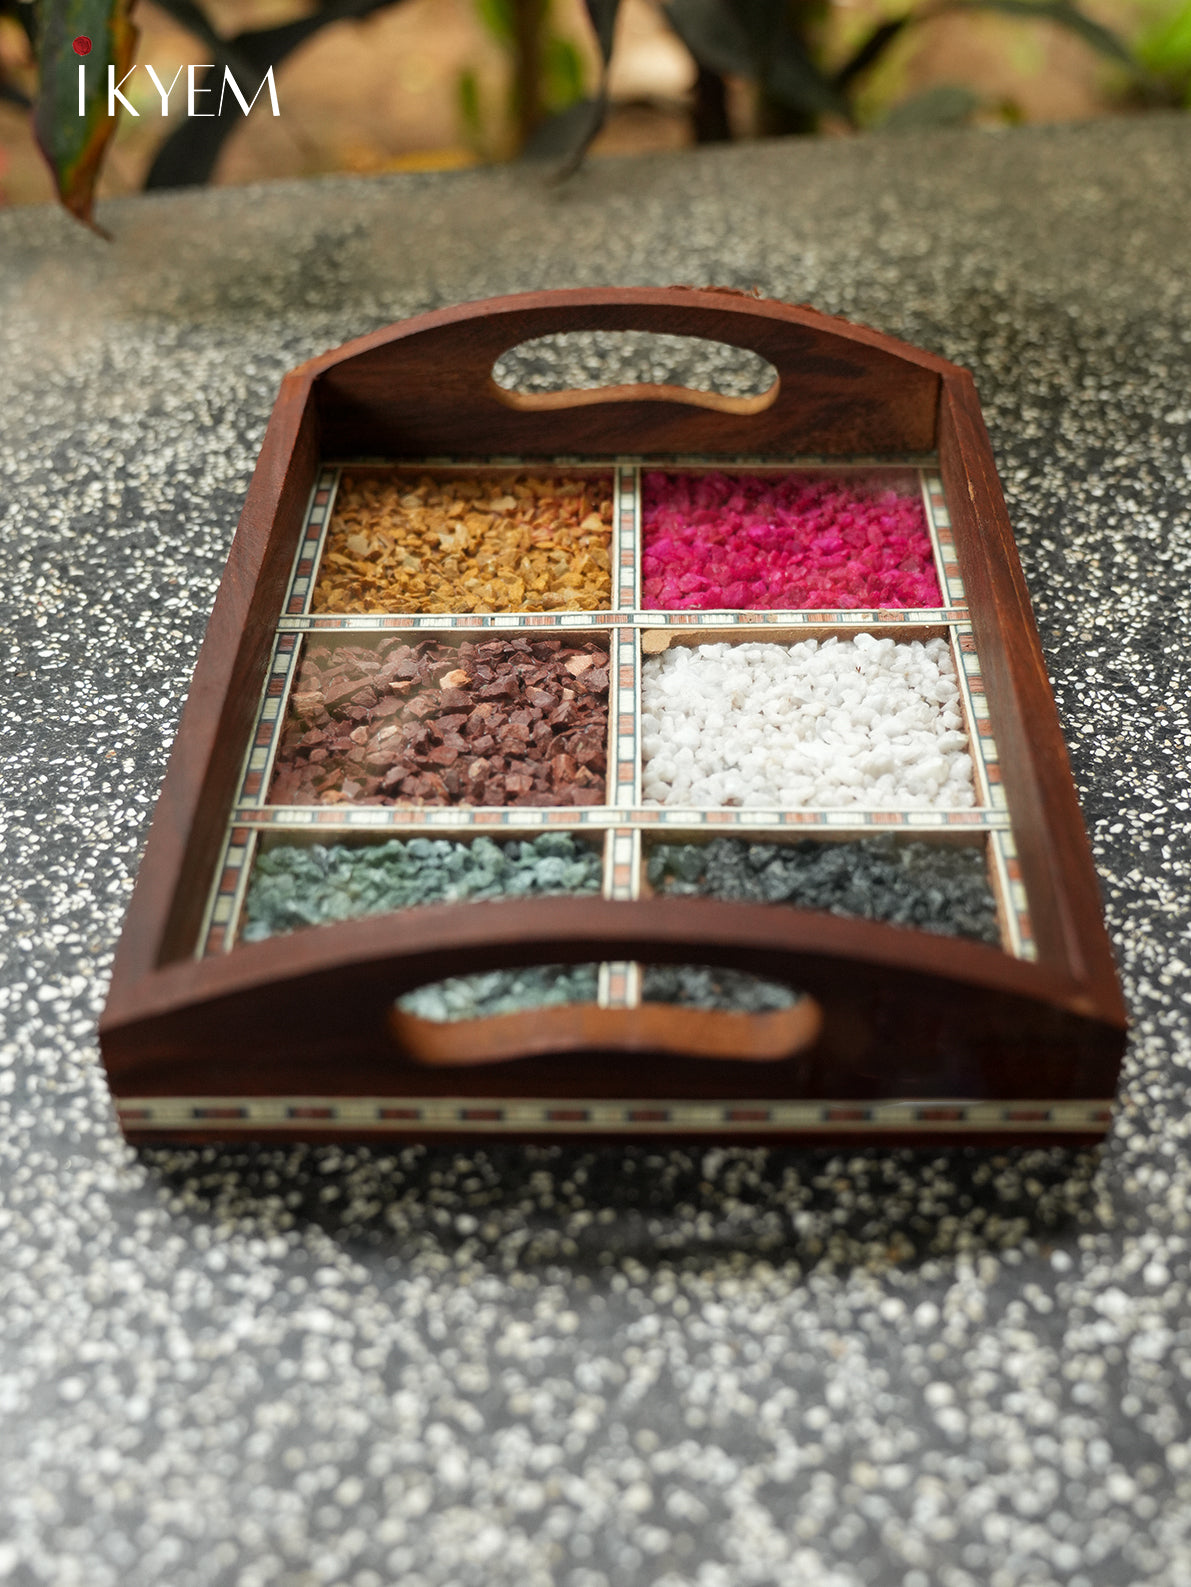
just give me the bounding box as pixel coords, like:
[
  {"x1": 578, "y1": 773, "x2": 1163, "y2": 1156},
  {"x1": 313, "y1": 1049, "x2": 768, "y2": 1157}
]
[
  {"x1": 390, "y1": 992, "x2": 823, "y2": 1068},
  {"x1": 492, "y1": 331, "x2": 779, "y2": 417}
]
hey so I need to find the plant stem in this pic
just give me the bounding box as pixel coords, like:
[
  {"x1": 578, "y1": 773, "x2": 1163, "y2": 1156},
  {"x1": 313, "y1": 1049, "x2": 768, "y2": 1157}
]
[{"x1": 511, "y1": 0, "x2": 548, "y2": 148}]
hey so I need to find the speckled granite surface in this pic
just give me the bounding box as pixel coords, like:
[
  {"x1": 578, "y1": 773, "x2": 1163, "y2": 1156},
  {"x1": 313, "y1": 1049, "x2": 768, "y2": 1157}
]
[{"x1": 2, "y1": 117, "x2": 1191, "y2": 1585}]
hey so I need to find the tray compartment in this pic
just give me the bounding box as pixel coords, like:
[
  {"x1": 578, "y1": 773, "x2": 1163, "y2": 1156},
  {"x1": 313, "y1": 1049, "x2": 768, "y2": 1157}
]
[
  {"x1": 641, "y1": 466, "x2": 941, "y2": 611},
  {"x1": 639, "y1": 630, "x2": 973, "y2": 810},
  {"x1": 267, "y1": 630, "x2": 612, "y2": 808},
  {"x1": 239, "y1": 829, "x2": 606, "y2": 944},
  {"x1": 312, "y1": 467, "x2": 615, "y2": 614},
  {"x1": 643, "y1": 831, "x2": 1003, "y2": 947},
  {"x1": 399, "y1": 962, "x2": 804, "y2": 1020},
  {"x1": 638, "y1": 963, "x2": 802, "y2": 1010},
  {"x1": 398, "y1": 963, "x2": 602, "y2": 1021}
]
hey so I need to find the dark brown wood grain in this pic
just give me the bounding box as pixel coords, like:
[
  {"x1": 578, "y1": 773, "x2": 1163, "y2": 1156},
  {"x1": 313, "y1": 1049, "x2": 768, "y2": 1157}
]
[
  {"x1": 936, "y1": 375, "x2": 1124, "y2": 1010},
  {"x1": 100, "y1": 288, "x2": 1127, "y2": 1145},
  {"x1": 102, "y1": 895, "x2": 1121, "y2": 1106},
  {"x1": 306, "y1": 290, "x2": 943, "y2": 459},
  {"x1": 106, "y1": 377, "x2": 322, "y2": 1005}
]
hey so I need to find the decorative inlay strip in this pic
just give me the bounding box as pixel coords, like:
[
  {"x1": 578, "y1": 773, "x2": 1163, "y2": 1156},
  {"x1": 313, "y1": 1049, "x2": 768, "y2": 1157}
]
[
  {"x1": 277, "y1": 608, "x2": 969, "y2": 632},
  {"x1": 990, "y1": 827, "x2": 1035, "y2": 960},
  {"x1": 236, "y1": 633, "x2": 301, "y2": 807},
  {"x1": 923, "y1": 471, "x2": 967, "y2": 608},
  {"x1": 612, "y1": 626, "x2": 639, "y2": 809},
  {"x1": 287, "y1": 467, "x2": 340, "y2": 617},
  {"x1": 600, "y1": 827, "x2": 642, "y2": 1008},
  {"x1": 198, "y1": 827, "x2": 256, "y2": 957},
  {"x1": 117, "y1": 1094, "x2": 1115, "y2": 1135},
  {"x1": 954, "y1": 625, "x2": 1009, "y2": 813},
  {"x1": 616, "y1": 464, "x2": 639, "y2": 610},
  {"x1": 229, "y1": 804, "x2": 1012, "y2": 831}
]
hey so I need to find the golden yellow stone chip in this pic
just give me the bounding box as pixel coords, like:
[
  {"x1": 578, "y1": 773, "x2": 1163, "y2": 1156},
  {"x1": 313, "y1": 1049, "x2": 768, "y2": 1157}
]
[{"x1": 313, "y1": 471, "x2": 615, "y2": 614}]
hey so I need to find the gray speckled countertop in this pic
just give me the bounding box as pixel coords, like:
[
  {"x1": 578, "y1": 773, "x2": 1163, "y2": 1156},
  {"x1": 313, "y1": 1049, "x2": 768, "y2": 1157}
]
[{"x1": 3, "y1": 117, "x2": 1191, "y2": 1586}]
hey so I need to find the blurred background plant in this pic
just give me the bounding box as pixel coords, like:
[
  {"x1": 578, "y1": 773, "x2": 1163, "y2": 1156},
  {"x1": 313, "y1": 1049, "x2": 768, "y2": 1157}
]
[
  {"x1": 0, "y1": 0, "x2": 1179, "y2": 219},
  {"x1": 1132, "y1": 0, "x2": 1191, "y2": 98},
  {"x1": 459, "y1": 0, "x2": 590, "y2": 158}
]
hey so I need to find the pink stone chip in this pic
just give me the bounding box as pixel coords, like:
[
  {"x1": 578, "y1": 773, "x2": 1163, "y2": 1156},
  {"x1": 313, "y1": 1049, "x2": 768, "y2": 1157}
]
[{"x1": 641, "y1": 471, "x2": 942, "y2": 611}]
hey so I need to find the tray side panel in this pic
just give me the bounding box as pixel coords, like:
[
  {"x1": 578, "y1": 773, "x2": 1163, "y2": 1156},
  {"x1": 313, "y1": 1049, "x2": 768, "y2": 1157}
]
[
  {"x1": 104, "y1": 376, "x2": 322, "y2": 1008},
  {"x1": 937, "y1": 373, "x2": 1124, "y2": 1013},
  {"x1": 101, "y1": 896, "x2": 1125, "y2": 1105}
]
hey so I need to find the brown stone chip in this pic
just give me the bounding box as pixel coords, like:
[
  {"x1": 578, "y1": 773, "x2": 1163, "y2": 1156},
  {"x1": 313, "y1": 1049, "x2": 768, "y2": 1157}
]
[{"x1": 269, "y1": 636, "x2": 610, "y2": 808}]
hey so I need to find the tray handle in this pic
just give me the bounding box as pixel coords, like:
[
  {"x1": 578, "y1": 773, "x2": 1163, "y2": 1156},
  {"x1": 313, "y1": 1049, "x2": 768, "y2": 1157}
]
[
  {"x1": 314, "y1": 287, "x2": 943, "y2": 456},
  {"x1": 102, "y1": 896, "x2": 1123, "y2": 1100},
  {"x1": 389, "y1": 994, "x2": 824, "y2": 1068}
]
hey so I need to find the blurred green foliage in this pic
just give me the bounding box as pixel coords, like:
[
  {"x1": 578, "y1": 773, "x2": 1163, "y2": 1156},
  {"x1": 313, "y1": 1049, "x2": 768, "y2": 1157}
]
[
  {"x1": 462, "y1": 0, "x2": 587, "y2": 154},
  {"x1": 11, "y1": 0, "x2": 1174, "y2": 227},
  {"x1": 530, "y1": 0, "x2": 1138, "y2": 168},
  {"x1": 1135, "y1": 0, "x2": 1191, "y2": 99}
]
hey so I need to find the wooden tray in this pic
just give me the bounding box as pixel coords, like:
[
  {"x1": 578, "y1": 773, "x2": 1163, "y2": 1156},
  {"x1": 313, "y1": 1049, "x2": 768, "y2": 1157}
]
[{"x1": 99, "y1": 288, "x2": 1126, "y2": 1146}]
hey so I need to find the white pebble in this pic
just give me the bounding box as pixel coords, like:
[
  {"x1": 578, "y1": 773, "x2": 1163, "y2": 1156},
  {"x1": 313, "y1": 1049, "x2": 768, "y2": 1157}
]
[{"x1": 641, "y1": 638, "x2": 976, "y2": 809}]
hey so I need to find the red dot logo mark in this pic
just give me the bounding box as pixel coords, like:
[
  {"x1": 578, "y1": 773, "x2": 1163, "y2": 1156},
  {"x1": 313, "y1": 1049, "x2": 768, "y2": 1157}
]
[{"x1": 73, "y1": 36, "x2": 92, "y2": 56}]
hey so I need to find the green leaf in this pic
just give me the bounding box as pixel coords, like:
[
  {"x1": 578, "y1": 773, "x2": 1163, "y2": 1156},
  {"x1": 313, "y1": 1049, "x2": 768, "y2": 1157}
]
[
  {"x1": 767, "y1": 35, "x2": 850, "y2": 118},
  {"x1": 584, "y1": 0, "x2": 620, "y2": 62},
  {"x1": 665, "y1": 0, "x2": 848, "y2": 120},
  {"x1": 1135, "y1": 0, "x2": 1191, "y2": 77},
  {"x1": 880, "y1": 81, "x2": 982, "y2": 128},
  {"x1": 144, "y1": 0, "x2": 406, "y2": 190},
  {"x1": 1, "y1": 82, "x2": 31, "y2": 108},
  {"x1": 543, "y1": 35, "x2": 587, "y2": 111},
  {"x1": 524, "y1": 93, "x2": 604, "y2": 166},
  {"x1": 476, "y1": 0, "x2": 517, "y2": 46},
  {"x1": 663, "y1": 0, "x2": 757, "y2": 78},
  {"x1": 542, "y1": 0, "x2": 619, "y2": 176},
  {"x1": 939, "y1": 0, "x2": 1133, "y2": 69},
  {"x1": 523, "y1": 94, "x2": 597, "y2": 158},
  {"x1": 839, "y1": 0, "x2": 1133, "y2": 103},
  {"x1": 33, "y1": 0, "x2": 137, "y2": 231},
  {"x1": 833, "y1": 16, "x2": 911, "y2": 90},
  {"x1": 457, "y1": 65, "x2": 483, "y2": 141}
]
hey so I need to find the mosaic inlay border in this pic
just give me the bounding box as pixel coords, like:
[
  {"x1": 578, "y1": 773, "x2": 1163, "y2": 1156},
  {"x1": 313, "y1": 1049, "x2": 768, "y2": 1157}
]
[
  {"x1": 285, "y1": 467, "x2": 340, "y2": 617},
  {"x1": 616, "y1": 464, "x2": 639, "y2": 610},
  {"x1": 279, "y1": 609, "x2": 969, "y2": 633},
  {"x1": 923, "y1": 470, "x2": 967, "y2": 608},
  {"x1": 117, "y1": 1094, "x2": 1115, "y2": 1135}
]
